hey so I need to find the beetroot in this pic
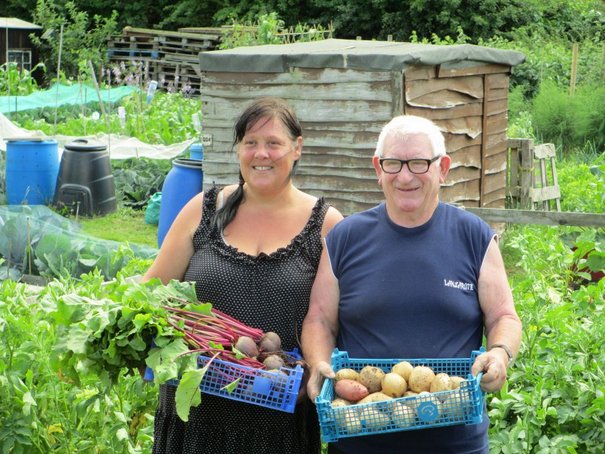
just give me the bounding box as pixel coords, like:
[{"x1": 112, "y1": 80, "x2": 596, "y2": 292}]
[
  {"x1": 263, "y1": 354, "x2": 285, "y2": 370},
  {"x1": 234, "y1": 335, "x2": 259, "y2": 358},
  {"x1": 259, "y1": 331, "x2": 282, "y2": 352}
]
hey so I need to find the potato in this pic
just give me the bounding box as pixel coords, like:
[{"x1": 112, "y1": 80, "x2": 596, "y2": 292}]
[
  {"x1": 408, "y1": 366, "x2": 435, "y2": 393},
  {"x1": 449, "y1": 376, "x2": 466, "y2": 390},
  {"x1": 391, "y1": 402, "x2": 417, "y2": 428},
  {"x1": 334, "y1": 368, "x2": 359, "y2": 382},
  {"x1": 334, "y1": 406, "x2": 359, "y2": 432},
  {"x1": 430, "y1": 373, "x2": 451, "y2": 393},
  {"x1": 381, "y1": 372, "x2": 407, "y2": 397},
  {"x1": 391, "y1": 361, "x2": 414, "y2": 381},
  {"x1": 359, "y1": 407, "x2": 391, "y2": 431},
  {"x1": 331, "y1": 397, "x2": 352, "y2": 408},
  {"x1": 358, "y1": 366, "x2": 386, "y2": 393},
  {"x1": 357, "y1": 392, "x2": 393, "y2": 405},
  {"x1": 335, "y1": 379, "x2": 370, "y2": 402},
  {"x1": 344, "y1": 414, "x2": 363, "y2": 434},
  {"x1": 415, "y1": 392, "x2": 443, "y2": 420},
  {"x1": 441, "y1": 389, "x2": 471, "y2": 420}
]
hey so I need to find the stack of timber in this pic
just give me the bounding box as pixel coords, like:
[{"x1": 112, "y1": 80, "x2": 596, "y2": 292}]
[
  {"x1": 107, "y1": 25, "x2": 334, "y2": 95},
  {"x1": 107, "y1": 26, "x2": 224, "y2": 94}
]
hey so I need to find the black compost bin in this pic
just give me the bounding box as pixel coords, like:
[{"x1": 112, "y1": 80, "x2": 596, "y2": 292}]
[{"x1": 54, "y1": 139, "x2": 117, "y2": 216}]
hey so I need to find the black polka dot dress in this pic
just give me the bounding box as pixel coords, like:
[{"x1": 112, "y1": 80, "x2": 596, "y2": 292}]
[{"x1": 152, "y1": 186, "x2": 328, "y2": 454}]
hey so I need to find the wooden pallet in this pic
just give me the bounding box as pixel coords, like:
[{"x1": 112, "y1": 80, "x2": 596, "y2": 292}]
[{"x1": 106, "y1": 26, "x2": 224, "y2": 95}]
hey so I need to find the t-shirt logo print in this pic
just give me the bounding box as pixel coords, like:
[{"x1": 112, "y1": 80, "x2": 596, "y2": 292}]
[{"x1": 443, "y1": 279, "x2": 475, "y2": 291}]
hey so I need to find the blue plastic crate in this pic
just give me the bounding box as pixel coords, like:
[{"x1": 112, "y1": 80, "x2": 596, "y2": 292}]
[
  {"x1": 146, "y1": 350, "x2": 303, "y2": 413},
  {"x1": 315, "y1": 349, "x2": 485, "y2": 442}
]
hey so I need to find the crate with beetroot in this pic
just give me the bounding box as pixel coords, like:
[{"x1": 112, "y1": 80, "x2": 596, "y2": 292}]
[
  {"x1": 145, "y1": 304, "x2": 304, "y2": 413},
  {"x1": 315, "y1": 349, "x2": 485, "y2": 442},
  {"x1": 192, "y1": 350, "x2": 303, "y2": 412}
]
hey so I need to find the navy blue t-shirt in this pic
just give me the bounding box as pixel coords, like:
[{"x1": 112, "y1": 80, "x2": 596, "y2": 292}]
[{"x1": 326, "y1": 202, "x2": 494, "y2": 454}]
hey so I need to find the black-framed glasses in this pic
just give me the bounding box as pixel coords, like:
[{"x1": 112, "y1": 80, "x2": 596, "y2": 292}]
[{"x1": 379, "y1": 156, "x2": 441, "y2": 174}]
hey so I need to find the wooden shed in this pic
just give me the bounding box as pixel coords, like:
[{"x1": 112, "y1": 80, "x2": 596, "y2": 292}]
[
  {"x1": 0, "y1": 18, "x2": 42, "y2": 75},
  {"x1": 198, "y1": 39, "x2": 525, "y2": 215}
]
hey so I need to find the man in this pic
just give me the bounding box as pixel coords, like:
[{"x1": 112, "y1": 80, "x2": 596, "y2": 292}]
[{"x1": 302, "y1": 115, "x2": 522, "y2": 453}]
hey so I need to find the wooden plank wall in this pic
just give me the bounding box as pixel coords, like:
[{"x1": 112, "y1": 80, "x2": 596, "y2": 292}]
[
  {"x1": 403, "y1": 63, "x2": 511, "y2": 208},
  {"x1": 200, "y1": 67, "x2": 394, "y2": 215},
  {"x1": 200, "y1": 62, "x2": 513, "y2": 215}
]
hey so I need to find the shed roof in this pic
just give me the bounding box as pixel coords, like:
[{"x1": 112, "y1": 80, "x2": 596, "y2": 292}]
[
  {"x1": 199, "y1": 38, "x2": 525, "y2": 73},
  {"x1": 0, "y1": 17, "x2": 42, "y2": 30}
]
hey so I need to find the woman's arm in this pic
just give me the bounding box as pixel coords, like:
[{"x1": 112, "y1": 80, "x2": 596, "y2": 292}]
[{"x1": 142, "y1": 192, "x2": 205, "y2": 284}]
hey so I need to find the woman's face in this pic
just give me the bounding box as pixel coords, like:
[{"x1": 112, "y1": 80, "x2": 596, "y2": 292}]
[{"x1": 238, "y1": 116, "x2": 302, "y2": 193}]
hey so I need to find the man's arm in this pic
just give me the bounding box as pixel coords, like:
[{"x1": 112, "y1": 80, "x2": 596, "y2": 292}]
[
  {"x1": 301, "y1": 245, "x2": 341, "y2": 401},
  {"x1": 472, "y1": 238, "x2": 522, "y2": 392}
]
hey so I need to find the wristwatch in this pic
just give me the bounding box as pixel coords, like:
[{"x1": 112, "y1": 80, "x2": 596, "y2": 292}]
[{"x1": 489, "y1": 343, "x2": 513, "y2": 362}]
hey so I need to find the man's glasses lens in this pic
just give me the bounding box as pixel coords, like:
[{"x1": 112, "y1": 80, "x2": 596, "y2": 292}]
[{"x1": 379, "y1": 157, "x2": 439, "y2": 174}]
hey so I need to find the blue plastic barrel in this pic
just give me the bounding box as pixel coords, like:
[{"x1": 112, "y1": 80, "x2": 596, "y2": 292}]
[
  {"x1": 5, "y1": 139, "x2": 59, "y2": 205},
  {"x1": 189, "y1": 143, "x2": 203, "y2": 160},
  {"x1": 157, "y1": 158, "x2": 204, "y2": 247}
]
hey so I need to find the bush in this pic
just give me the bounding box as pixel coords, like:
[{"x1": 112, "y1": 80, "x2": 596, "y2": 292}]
[{"x1": 531, "y1": 81, "x2": 605, "y2": 152}]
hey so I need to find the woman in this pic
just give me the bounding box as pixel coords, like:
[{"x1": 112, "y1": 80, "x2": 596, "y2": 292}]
[{"x1": 144, "y1": 97, "x2": 343, "y2": 453}]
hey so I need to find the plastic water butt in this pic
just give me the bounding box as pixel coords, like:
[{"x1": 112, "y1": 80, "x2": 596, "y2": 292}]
[
  {"x1": 157, "y1": 158, "x2": 204, "y2": 247},
  {"x1": 5, "y1": 139, "x2": 59, "y2": 205},
  {"x1": 189, "y1": 143, "x2": 203, "y2": 160},
  {"x1": 54, "y1": 139, "x2": 117, "y2": 216}
]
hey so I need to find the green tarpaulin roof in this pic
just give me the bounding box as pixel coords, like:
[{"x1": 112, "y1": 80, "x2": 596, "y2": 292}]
[{"x1": 199, "y1": 38, "x2": 526, "y2": 73}]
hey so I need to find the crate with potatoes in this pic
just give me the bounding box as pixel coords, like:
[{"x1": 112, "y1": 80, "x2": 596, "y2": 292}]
[{"x1": 315, "y1": 349, "x2": 485, "y2": 442}]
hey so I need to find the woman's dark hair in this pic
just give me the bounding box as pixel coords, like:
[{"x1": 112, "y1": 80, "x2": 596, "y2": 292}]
[{"x1": 211, "y1": 97, "x2": 302, "y2": 232}]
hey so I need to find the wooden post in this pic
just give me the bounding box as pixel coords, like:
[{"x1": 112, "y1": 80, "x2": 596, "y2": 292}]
[
  {"x1": 570, "y1": 42, "x2": 579, "y2": 96},
  {"x1": 520, "y1": 139, "x2": 534, "y2": 210}
]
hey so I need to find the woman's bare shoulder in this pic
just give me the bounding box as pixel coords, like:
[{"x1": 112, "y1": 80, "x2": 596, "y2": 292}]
[{"x1": 322, "y1": 206, "x2": 344, "y2": 235}]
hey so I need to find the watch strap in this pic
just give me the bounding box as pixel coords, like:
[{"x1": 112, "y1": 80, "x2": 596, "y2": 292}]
[{"x1": 489, "y1": 343, "x2": 513, "y2": 362}]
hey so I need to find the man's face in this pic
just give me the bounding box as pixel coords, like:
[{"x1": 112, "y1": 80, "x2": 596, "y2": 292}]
[{"x1": 373, "y1": 133, "x2": 450, "y2": 222}]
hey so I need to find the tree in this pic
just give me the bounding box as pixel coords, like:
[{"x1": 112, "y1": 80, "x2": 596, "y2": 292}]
[{"x1": 30, "y1": 0, "x2": 118, "y2": 82}]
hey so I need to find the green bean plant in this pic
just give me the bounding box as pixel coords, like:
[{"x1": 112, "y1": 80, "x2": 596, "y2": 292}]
[{"x1": 0, "y1": 62, "x2": 45, "y2": 96}]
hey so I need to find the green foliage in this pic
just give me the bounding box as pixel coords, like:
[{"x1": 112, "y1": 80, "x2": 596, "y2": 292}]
[
  {"x1": 219, "y1": 12, "x2": 331, "y2": 49},
  {"x1": 111, "y1": 158, "x2": 172, "y2": 209},
  {"x1": 0, "y1": 206, "x2": 157, "y2": 281},
  {"x1": 493, "y1": 223, "x2": 605, "y2": 453},
  {"x1": 0, "y1": 276, "x2": 157, "y2": 452},
  {"x1": 531, "y1": 81, "x2": 605, "y2": 152},
  {"x1": 30, "y1": 0, "x2": 118, "y2": 82},
  {"x1": 0, "y1": 62, "x2": 45, "y2": 96},
  {"x1": 556, "y1": 152, "x2": 605, "y2": 213},
  {"x1": 513, "y1": 0, "x2": 605, "y2": 42},
  {"x1": 10, "y1": 89, "x2": 200, "y2": 145}
]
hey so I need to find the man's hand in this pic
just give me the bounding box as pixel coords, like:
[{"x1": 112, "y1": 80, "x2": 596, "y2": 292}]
[
  {"x1": 306, "y1": 361, "x2": 336, "y2": 401},
  {"x1": 471, "y1": 348, "x2": 509, "y2": 392}
]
